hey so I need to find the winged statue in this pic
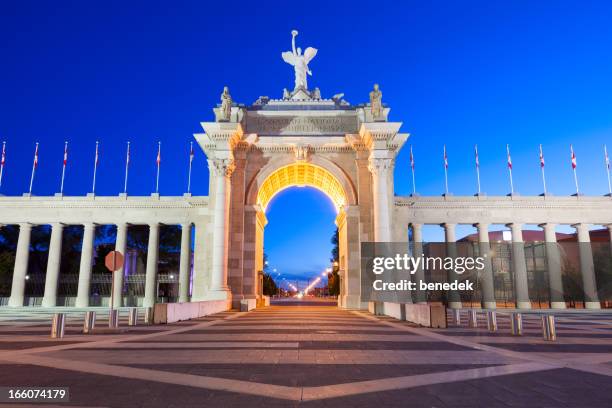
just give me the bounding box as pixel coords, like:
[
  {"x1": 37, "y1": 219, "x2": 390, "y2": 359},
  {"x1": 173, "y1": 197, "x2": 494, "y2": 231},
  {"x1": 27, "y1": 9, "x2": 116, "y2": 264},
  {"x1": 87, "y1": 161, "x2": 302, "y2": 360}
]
[{"x1": 282, "y1": 30, "x2": 318, "y2": 91}]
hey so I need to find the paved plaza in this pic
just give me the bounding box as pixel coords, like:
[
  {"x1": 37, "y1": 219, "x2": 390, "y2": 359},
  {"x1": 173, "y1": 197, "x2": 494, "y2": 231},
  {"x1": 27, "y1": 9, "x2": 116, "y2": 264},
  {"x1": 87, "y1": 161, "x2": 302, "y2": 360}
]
[{"x1": 1, "y1": 304, "x2": 612, "y2": 407}]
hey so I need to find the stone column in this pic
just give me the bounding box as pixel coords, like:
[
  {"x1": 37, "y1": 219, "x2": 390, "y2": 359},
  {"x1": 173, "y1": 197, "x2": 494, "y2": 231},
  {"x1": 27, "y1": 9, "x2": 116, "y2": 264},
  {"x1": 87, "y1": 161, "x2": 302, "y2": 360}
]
[
  {"x1": 209, "y1": 158, "x2": 234, "y2": 298},
  {"x1": 475, "y1": 223, "x2": 496, "y2": 309},
  {"x1": 411, "y1": 223, "x2": 427, "y2": 303},
  {"x1": 76, "y1": 223, "x2": 96, "y2": 308},
  {"x1": 8, "y1": 223, "x2": 33, "y2": 307},
  {"x1": 41, "y1": 223, "x2": 64, "y2": 307},
  {"x1": 442, "y1": 223, "x2": 462, "y2": 309},
  {"x1": 573, "y1": 223, "x2": 600, "y2": 309},
  {"x1": 179, "y1": 222, "x2": 192, "y2": 303},
  {"x1": 112, "y1": 223, "x2": 128, "y2": 308},
  {"x1": 143, "y1": 223, "x2": 159, "y2": 308},
  {"x1": 539, "y1": 223, "x2": 565, "y2": 309},
  {"x1": 507, "y1": 223, "x2": 531, "y2": 309},
  {"x1": 368, "y1": 157, "x2": 393, "y2": 242}
]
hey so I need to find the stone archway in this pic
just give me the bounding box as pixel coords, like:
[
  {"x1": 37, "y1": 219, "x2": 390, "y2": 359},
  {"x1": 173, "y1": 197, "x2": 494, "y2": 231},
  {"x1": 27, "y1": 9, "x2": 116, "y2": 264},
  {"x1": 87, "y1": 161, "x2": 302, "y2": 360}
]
[{"x1": 192, "y1": 89, "x2": 407, "y2": 311}]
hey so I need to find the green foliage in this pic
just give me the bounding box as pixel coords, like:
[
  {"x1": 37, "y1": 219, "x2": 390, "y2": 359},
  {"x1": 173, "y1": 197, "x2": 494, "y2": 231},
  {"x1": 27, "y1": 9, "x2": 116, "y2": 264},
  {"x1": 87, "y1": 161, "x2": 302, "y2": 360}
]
[{"x1": 262, "y1": 272, "x2": 278, "y2": 296}]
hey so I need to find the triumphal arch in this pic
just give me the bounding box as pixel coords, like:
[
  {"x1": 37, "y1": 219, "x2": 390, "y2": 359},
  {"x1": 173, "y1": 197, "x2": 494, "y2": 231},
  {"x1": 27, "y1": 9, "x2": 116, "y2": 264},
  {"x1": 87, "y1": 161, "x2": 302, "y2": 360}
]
[{"x1": 195, "y1": 56, "x2": 406, "y2": 310}]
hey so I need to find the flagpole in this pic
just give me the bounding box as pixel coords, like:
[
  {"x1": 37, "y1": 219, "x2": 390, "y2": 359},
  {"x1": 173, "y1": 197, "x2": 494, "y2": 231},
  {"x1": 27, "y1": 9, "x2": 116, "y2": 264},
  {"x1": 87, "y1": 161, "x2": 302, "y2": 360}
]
[
  {"x1": 443, "y1": 145, "x2": 449, "y2": 195},
  {"x1": 410, "y1": 145, "x2": 416, "y2": 195},
  {"x1": 156, "y1": 141, "x2": 161, "y2": 194},
  {"x1": 187, "y1": 141, "x2": 194, "y2": 194},
  {"x1": 124, "y1": 141, "x2": 130, "y2": 194},
  {"x1": 507, "y1": 144, "x2": 514, "y2": 195},
  {"x1": 29, "y1": 142, "x2": 39, "y2": 195},
  {"x1": 605, "y1": 144, "x2": 611, "y2": 196},
  {"x1": 0, "y1": 141, "x2": 5, "y2": 189},
  {"x1": 92, "y1": 141, "x2": 99, "y2": 195},
  {"x1": 540, "y1": 144, "x2": 547, "y2": 195},
  {"x1": 475, "y1": 144, "x2": 481, "y2": 195},
  {"x1": 571, "y1": 144, "x2": 579, "y2": 195},
  {"x1": 60, "y1": 141, "x2": 68, "y2": 194}
]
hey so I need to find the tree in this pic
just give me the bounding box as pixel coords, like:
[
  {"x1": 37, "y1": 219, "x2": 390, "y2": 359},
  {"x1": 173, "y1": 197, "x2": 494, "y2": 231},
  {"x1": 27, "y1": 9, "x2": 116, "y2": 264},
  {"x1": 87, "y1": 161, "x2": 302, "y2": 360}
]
[
  {"x1": 262, "y1": 272, "x2": 278, "y2": 296},
  {"x1": 328, "y1": 228, "x2": 340, "y2": 296}
]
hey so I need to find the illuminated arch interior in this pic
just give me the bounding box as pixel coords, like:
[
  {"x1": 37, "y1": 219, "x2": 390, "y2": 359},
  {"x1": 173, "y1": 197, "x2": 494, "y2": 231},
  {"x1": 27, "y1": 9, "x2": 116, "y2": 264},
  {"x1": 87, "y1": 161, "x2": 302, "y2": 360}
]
[{"x1": 257, "y1": 163, "x2": 347, "y2": 213}]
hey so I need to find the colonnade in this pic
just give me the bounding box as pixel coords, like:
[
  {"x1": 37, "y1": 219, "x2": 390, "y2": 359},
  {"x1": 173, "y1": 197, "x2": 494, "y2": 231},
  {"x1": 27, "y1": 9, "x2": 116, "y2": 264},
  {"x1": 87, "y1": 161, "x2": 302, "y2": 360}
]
[
  {"x1": 5, "y1": 222, "x2": 193, "y2": 308},
  {"x1": 409, "y1": 222, "x2": 606, "y2": 310}
]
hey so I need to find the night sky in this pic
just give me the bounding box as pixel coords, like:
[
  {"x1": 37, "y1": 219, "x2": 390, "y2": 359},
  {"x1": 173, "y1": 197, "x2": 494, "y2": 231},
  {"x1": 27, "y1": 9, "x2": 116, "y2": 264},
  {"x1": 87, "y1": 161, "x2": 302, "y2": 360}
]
[{"x1": 1, "y1": 1, "x2": 612, "y2": 283}]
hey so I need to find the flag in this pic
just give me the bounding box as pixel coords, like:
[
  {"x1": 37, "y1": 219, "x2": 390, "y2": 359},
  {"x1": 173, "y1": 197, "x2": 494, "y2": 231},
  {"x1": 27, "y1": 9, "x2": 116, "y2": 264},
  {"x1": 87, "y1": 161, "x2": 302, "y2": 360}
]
[
  {"x1": 539, "y1": 144, "x2": 545, "y2": 168},
  {"x1": 606, "y1": 145, "x2": 610, "y2": 170},
  {"x1": 63, "y1": 142, "x2": 68, "y2": 166},
  {"x1": 126, "y1": 142, "x2": 131, "y2": 165},
  {"x1": 571, "y1": 145, "x2": 577, "y2": 169},
  {"x1": 409, "y1": 146, "x2": 414, "y2": 170},
  {"x1": 156, "y1": 143, "x2": 161, "y2": 166},
  {"x1": 443, "y1": 145, "x2": 448, "y2": 169},
  {"x1": 33, "y1": 143, "x2": 39, "y2": 168},
  {"x1": 95, "y1": 142, "x2": 99, "y2": 166},
  {"x1": 474, "y1": 145, "x2": 480, "y2": 168},
  {"x1": 189, "y1": 142, "x2": 194, "y2": 163},
  {"x1": 506, "y1": 144, "x2": 512, "y2": 170},
  {"x1": 0, "y1": 142, "x2": 5, "y2": 167}
]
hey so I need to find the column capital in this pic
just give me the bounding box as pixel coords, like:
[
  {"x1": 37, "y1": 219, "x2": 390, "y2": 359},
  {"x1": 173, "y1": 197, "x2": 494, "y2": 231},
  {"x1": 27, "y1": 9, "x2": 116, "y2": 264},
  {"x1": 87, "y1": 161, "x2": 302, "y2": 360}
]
[
  {"x1": 180, "y1": 222, "x2": 192, "y2": 229},
  {"x1": 538, "y1": 222, "x2": 556, "y2": 229},
  {"x1": 209, "y1": 158, "x2": 236, "y2": 178},
  {"x1": 367, "y1": 157, "x2": 393, "y2": 175},
  {"x1": 440, "y1": 222, "x2": 456, "y2": 229},
  {"x1": 18, "y1": 222, "x2": 33, "y2": 229},
  {"x1": 409, "y1": 222, "x2": 423, "y2": 230},
  {"x1": 606, "y1": 224, "x2": 612, "y2": 231},
  {"x1": 572, "y1": 223, "x2": 591, "y2": 242},
  {"x1": 473, "y1": 222, "x2": 490, "y2": 229},
  {"x1": 148, "y1": 222, "x2": 160, "y2": 229}
]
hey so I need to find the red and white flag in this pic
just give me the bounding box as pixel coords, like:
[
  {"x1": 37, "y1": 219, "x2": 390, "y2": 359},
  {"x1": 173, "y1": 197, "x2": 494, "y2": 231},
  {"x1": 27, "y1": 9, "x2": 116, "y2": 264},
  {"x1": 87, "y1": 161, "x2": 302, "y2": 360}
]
[
  {"x1": 156, "y1": 142, "x2": 161, "y2": 166},
  {"x1": 189, "y1": 142, "x2": 195, "y2": 164},
  {"x1": 443, "y1": 145, "x2": 448, "y2": 169},
  {"x1": 33, "y1": 143, "x2": 39, "y2": 168},
  {"x1": 539, "y1": 144, "x2": 545, "y2": 168},
  {"x1": 94, "y1": 142, "x2": 99, "y2": 166},
  {"x1": 474, "y1": 145, "x2": 480, "y2": 168},
  {"x1": 571, "y1": 145, "x2": 577, "y2": 169},
  {"x1": 155, "y1": 141, "x2": 161, "y2": 194},
  {"x1": 0, "y1": 141, "x2": 6, "y2": 188},
  {"x1": 410, "y1": 145, "x2": 415, "y2": 170},
  {"x1": 506, "y1": 144, "x2": 512, "y2": 170},
  {"x1": 63, "y1": 142, "x2": 68, "y2": 166}
]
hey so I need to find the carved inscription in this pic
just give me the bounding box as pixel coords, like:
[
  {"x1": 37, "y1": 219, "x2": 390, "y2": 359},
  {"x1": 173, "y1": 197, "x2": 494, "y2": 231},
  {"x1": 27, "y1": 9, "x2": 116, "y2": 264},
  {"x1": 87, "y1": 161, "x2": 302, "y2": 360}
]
[{"x1": 246, "y1": 115, "x2": 358, "y2": 135}]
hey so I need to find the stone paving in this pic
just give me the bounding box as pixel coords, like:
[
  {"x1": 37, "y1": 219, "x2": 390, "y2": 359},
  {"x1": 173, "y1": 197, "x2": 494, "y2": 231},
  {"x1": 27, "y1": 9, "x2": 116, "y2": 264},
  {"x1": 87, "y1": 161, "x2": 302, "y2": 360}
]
[{"x1": 0, "y1": 304, "x2": 611, "y2": 407}]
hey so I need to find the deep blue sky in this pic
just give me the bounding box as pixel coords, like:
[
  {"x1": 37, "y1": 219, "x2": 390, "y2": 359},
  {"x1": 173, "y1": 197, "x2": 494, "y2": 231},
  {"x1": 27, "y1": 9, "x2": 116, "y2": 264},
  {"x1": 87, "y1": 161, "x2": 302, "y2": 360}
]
[{"x1": 1, "y1": 1, "x2": 612, "y2": 284}]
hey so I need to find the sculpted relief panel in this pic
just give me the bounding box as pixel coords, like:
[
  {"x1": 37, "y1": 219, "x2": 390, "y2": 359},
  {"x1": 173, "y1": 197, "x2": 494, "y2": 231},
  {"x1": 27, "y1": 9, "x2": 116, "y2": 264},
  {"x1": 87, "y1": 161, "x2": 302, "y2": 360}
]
[{"x1": 246, "y1": 115, "x2": 358, "y2": 135}]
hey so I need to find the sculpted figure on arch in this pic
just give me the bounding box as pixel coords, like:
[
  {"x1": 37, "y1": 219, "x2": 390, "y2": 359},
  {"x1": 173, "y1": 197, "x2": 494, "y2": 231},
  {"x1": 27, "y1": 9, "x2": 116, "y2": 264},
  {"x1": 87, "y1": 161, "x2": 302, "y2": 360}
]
[{"x1": 282, "y1": 30, "x2": 318, "y2": 91}]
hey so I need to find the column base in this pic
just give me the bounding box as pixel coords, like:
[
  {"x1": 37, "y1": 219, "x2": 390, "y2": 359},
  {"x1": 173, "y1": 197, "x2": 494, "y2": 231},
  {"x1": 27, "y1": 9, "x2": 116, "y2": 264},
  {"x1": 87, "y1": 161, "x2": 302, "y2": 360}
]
[
  {"x1": 41, "y1": 298, "x2": 56, "y2": 308},
  {"x1": 7, "y1": 297, "x2": 24, "y2": 307},
  {"x1": 448, "y1": 301, "x2": 463, "y2": 309},
  {"x1": 339, "y1": 294, "x2": 363, "y2": 309},
  {"x1": 550, "y1": 301, "x2": 566, "y2": 309},
  {"x1": 516, "y1": 301, "x2": 532, "y2": 310},
  {"x1": 585, "y1": 301, "x2": 601, "y2": 310},
  {"x1": 196, "y1": 288, "x2": 232, "y2": 302},
  {"x1": 482, "y1": 301, "x2": 497, "y2": 309}
]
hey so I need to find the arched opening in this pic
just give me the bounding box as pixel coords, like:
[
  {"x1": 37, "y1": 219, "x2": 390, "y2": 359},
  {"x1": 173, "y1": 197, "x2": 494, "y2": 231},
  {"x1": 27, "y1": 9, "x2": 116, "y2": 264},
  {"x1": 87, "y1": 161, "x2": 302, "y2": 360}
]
[{"x1": 252, "y1": 162, "x2": 350, "y2": 306}]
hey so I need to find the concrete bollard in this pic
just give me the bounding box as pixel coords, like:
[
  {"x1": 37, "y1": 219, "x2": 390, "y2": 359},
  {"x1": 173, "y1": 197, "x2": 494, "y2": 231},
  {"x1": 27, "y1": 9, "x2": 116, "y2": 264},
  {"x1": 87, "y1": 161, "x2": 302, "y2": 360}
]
[
  {"x1": 83, "y1": 311, "x2": 96, "y2": 334},
  {"x1": 453, "y1": 309, "x2": 461, "y2": 326},
  {"x1": 108, "y1": 309, "x2": 119, "y2": 329},
  {"x1": 128, "y1": 308, "x2": 138, "y2": 326},
  {"x1": 510, "y1": 312, "x2": 522, "y2": 336},
  {"x1": 144, "y1": 307, "x2": 154, "y2": 325},
  {"x1": 51, "y1": 313, "x2": 65, "y2": 339},
  {"x1": 542, "y1": 315, "x2": 556, "y2": 341},
  {"x1": 468, "y1": 310, "x2": 478, "y2": 328},
  {"x1": 487, "y1": 311, "x2": 497, "y2": 332}
]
